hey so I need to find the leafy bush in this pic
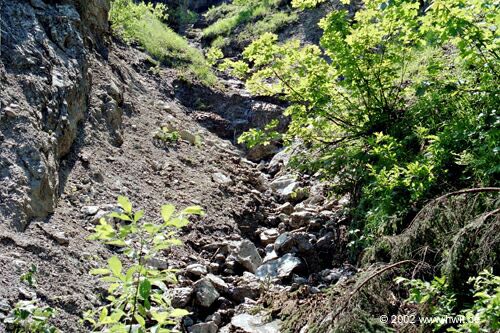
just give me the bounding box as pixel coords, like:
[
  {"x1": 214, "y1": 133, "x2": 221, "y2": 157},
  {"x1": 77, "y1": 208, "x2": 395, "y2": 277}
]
[
  {"x1": 4, "y1": 301, "x2": 58, "y2": 333},
  {"x1": 237, "y1": 119, "x2": 281, "y2": 148},
  {"x1": 206, "y1": 47, "x2": 224, "y2": 66},
  {"x1": 234, "y1": 0, "x2": 499, "y2": 240},
  {"x1": 397, "y1": 269, "x2": 500, "y2": 332},
  {"x1": 109, "y1": 0, "x2": 216, "y2": 85},
  {"x1": 84, "y1": 196, "x2": 204, "y2": 332},
  {"x1": 171, "y1": 6, "x2": 198, "y2": 25}
]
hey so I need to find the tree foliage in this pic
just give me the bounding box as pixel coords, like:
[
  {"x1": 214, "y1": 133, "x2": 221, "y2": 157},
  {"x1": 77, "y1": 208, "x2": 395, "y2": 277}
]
[{"x1": 236, "y1": 0, "x2": 499, "y2": 236}]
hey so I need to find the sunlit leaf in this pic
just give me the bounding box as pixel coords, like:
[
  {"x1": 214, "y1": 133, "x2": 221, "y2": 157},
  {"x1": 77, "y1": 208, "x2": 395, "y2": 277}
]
[
  {"x1": 117, "y1": 196, "x2": 132, "y2": 214},
  {"x1": 161, "y1": 204, "x2": 175, "y2": 222},
  {"x1": 108, "y1": 256, "x2": 123, "y2": 277}
]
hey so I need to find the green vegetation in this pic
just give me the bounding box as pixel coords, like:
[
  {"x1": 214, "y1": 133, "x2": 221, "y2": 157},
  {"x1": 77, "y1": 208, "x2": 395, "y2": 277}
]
[
  {"x1": 3, "y1": 265, "x2": 57, "y2": 332},
  {"x1": 397, "y1": 269, "x2": 500, "y2": 332},
  {"x1": 236, "y1": 0, "x2": 499, "y2": 238},
  {"x1": 4, "y1": 301, "x2": 58, "y2": 333},
  {"x1": 171, "y1": 6, "x2": 198, "y2": 26},
  {"x1": 109, "y1": 0, "x2": 216, "y2": 85},
  {"x1": 203, "y1": 0, "x2": 298, "y2": 48},
  {"x1": 231, "y1": 0, "x2": 499, "y2": 329},
  {"x1": 154, "y1": 127, "x2": 181, "y2": 144},
  {"x1": 237, "y1": 119, "x2": 281, "y2": 148},
  {"x1": 84, "y1": 196, "x2": 204, "y2": 332},
  {"x1": 20, "y1": 264, "x2": 37, "y2": 287}
]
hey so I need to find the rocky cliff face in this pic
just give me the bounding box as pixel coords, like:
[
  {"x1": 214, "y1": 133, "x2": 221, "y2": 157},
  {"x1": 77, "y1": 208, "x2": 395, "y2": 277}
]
[{"x1": 0, "y1": 0, "x2": 109, "y2": 230}]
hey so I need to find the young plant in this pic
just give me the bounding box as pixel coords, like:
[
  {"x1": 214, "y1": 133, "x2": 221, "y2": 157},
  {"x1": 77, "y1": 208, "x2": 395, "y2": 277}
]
[
  {"x1": 206, "y1": 47, "x2": 224, "y2": 66},
  {"x1": 20, "y1": 264, "x2": 38, "y2": 287},
  {"x1": 154, "y1": 128, "x2": 180, "y2": 144},
  {"x1": 4, "y1": 300, "x2": 58, "y2": 333},
  {"x1": 396, "y1": 269, "x2": 500, "y2": 332},
  {"x1": 84, "y1": 196, "x2": 204, "y2": 333}
]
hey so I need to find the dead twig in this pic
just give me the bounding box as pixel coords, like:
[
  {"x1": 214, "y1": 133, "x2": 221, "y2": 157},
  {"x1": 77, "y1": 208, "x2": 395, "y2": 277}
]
[{"x1": 329, "y1": 259, "x2": 418, "y2": 322}]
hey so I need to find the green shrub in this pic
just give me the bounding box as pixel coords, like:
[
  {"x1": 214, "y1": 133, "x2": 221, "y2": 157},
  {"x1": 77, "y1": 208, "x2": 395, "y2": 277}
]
[
  {"x1": 237, "y1": 119, "x2": 281, "y2": 148},
  {"x1": 206, "y1": 47, "x2": 224, "y2": 66},
  {"x1": 20, "y1": 264, "x2": 38, "y2": 287},
  {"x1": 109, "y1": 0, "x2": 216, "y2": 85},
  {"x1": 171, "y1": 6, "x2": 198, "y2": 25},
  {"x1": 234, "y1": 0, "x2": 499, "y2": 242},
  {"x1": 84, "y1": 196, "x2": 204, "y2": 332}
]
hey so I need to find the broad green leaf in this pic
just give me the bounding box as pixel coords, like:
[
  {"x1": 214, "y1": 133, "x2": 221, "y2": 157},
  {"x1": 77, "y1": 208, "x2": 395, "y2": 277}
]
[
  {"x1": 166, "y1": 217, "x2": 189, "y2": 229},
  {"x1": 144, "y1": 223, "x2": 160, "y2": 235},
  {"x1": 108, "y1": 283, "x2": 120, "y2": 294},
  {"x1": 90, "y1": 268, "x2": 111, "y2": 275},
  {"x1": 182, "y1": 206, "x2": 205, "y2": 216},
  {"x1": 134, "y1": 210, "x2": 144, "y2": 222},
  {"x1": 101, "y1": 276, "x2": 121, "y2": 283},
  {"x1": 151, "y1": 311, "x2": 169, "y2": 323},
  {"x1": 161, "y1": 204, "x2": 175, "y2": 222},
  {"x1": 108, "y1": 212, "x2": 132, "y2": 221},
  {"x1": 125, "y1": 267, "x2": 136, "y2": 282},
  {"x1": 117, "y1": 196, "x2": 132, "y2": 214},
  {"x1": 139, "y1": 279, "x2": 152, "y2": 300},
  {"x1": 134, "y1": 314, "x2": 146, "y2": 327},
  {"x1": 170, "y1": 308, "x2": 189, "y2": 318},
  {"x1": 105, "y1": 239, "x2": 127, "y2": 247},
  {"x1": 108, "y1": 256, "x2": 123, "y2": 277},
  {"x1": 99, "y1": 307, "x2": 108, "y2": 322}
]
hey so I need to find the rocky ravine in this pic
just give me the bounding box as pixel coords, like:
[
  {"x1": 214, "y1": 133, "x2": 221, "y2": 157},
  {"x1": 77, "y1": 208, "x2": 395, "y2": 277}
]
[{"x1": 0, "y1": 1, "x2": 349, "y2": 332}]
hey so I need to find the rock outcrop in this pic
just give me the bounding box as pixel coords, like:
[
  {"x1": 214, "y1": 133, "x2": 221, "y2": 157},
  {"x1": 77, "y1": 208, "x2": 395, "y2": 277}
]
[{"x1": 0, "y1": 0, "x2": 109, "y2": 230}]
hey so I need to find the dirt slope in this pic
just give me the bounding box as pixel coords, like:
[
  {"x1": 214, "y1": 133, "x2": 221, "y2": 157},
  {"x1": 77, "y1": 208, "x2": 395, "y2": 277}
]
[
  {"x1": 0, "y1": 1, "x2": 350, "y2": 332},
  {"x1": 0, "y1": 26, "x2": 281, "y2": 327}
]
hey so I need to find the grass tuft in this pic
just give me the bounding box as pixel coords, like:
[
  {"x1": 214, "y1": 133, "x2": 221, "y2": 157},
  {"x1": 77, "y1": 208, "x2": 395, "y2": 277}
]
[
  {"x1": 202, "y1": 0, "x2": 295, "y2": 47},
  {"x1": 110, "y1": 0, "x2": 217, "y2": 85}
]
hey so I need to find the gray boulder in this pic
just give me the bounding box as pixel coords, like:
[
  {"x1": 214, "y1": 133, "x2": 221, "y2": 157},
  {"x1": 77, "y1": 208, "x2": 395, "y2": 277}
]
[
  {"x1": 212, "y1": 172, "x2": 233, "y2": 186},
  {"x1": 269, "y1": 175, "x2": 299, "y2": 197},
  {"x1": 186, "y1": 264, "x2": 208, "y2": 277},
  {"x1": 274, "y1": 232, "x2": 313, "y2": 255},
  {"x1": 194, "y1": 279, "x2": 220, "y2": 308},
  {"x1": 229, "y1": 272, "x2": 261, "y2": 303},
  {"x1": 189, "y1": 321, "x2": 218, "y2": 333},
  {"x1": 231, "y1": 313, "x2": 281, "y2": 333},
  {"x1": 230, "y1": 240, "x2": 263, "y2": 273},
  {"x1": 289, "y1": 210, "x2": 316, "y2": 228},
  {"x1": 170, "y1": 287, "x2": 193, "y2": 308},
  {"x1": 259, "y1": 228, "x2": 280, "y2": 245},
  {"x1": 255, "y1": 254, "x2": 303, "y2": 279}
]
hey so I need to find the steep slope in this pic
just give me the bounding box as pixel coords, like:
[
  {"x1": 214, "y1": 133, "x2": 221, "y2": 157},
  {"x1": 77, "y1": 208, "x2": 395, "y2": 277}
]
[{"x1": 0, "y1": 38, "x2": 280, "y2": 330}]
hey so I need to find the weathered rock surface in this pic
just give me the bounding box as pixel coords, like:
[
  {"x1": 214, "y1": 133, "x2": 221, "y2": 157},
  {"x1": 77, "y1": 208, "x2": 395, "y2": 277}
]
[
  {"x1": 229, "y1": 272, "x2": 261, "y2": 303},
  {"x1": 0, "y1": 0, "x2": 110, "y2": 230},
  {"x1": 231, "y1": 313, "x2": 281, "y2": 333},
  {"x1": 189, "y1": 321, "x2": 218, "y2": 333},
  {"x1": 269, "y1": 175, "x2": 300, "y2": 198},
  {"x1": 194, "y1": 278, "x2": 220, "y2": 308},
  {"x1": 255, "y1": 253, "x2": 303, "y2": 279},
  {"x1": 230, "y1": 239, "x2": 263, "y2": 273}
]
